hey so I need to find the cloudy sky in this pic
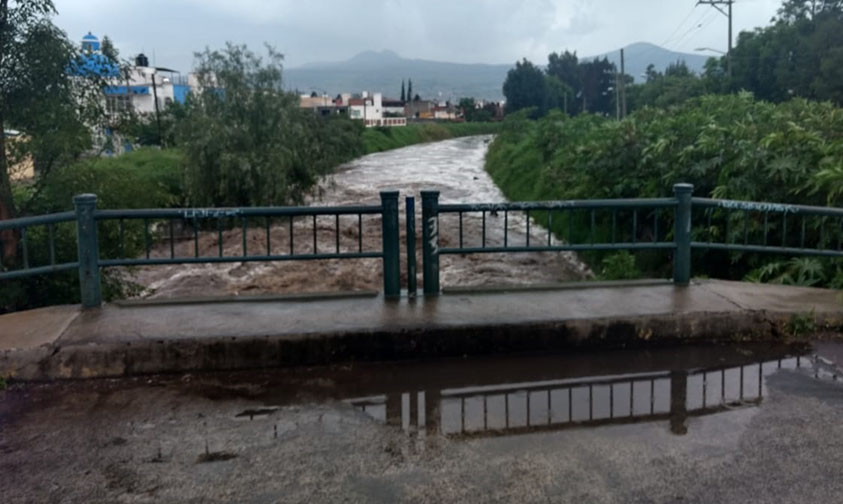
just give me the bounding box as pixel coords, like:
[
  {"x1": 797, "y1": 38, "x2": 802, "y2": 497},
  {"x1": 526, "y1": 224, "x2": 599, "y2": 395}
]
[{"x1": 54, "y1": 0, "x2": 782, "y2": 71}]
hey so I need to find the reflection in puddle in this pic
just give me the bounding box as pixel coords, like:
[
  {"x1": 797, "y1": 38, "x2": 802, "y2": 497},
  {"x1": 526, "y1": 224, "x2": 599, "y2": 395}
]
[{"x1": 344, "y1": 353, "x2": 812, "y2": 438}]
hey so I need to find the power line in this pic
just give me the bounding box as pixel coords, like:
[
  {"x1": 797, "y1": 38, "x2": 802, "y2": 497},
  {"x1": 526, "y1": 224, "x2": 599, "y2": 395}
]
[{"x1": 697, "y1": 0, "x2": 735, "y2": 75}]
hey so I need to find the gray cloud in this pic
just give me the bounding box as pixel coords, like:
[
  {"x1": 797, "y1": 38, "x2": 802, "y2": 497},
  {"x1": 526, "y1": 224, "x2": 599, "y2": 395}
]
[{"x1": 55, "y1": 0, "x2": 782, "y2": 73}]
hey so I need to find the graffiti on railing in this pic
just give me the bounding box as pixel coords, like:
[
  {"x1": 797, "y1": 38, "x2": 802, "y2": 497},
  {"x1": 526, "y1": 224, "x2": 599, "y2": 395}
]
[
  {"x1": 427, "y1": 216, "x2": 439, "y2": 256},
  {"x1": 710, "y1": 199, "x2": 800, "y2": 214},
  {"x1": 181, "y1": 208, "x2": 242, "y2": 219}
]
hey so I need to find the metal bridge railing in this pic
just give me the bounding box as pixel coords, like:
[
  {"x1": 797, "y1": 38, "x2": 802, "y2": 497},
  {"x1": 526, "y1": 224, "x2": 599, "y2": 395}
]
[
  {"x1": 420, "y1": 185, "x2": 688, "y2": 295},
  {"x1": 1, "y1": 191, "x2": 401, "y2": 306},
  {"x1": 418, "y1": 183, "x2": 843, "y2": 295}
]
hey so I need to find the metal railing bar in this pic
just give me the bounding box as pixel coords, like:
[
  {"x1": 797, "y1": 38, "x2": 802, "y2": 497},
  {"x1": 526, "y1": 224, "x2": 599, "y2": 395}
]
[
  {"x1": 439, "y1": 198, "x2": 676, "y2": 212},
  {"x1": 440, "y1": 243, "x2": 676, "y2": 255},
  {"x1": 0, "y1": 211, "x2": 75, "y2": 230},
  {"x1": 99, "y1": 252, "x2": 383, "y2": 267},
  {"x1": 0, "y1": 262, "x2": 79, "y2": 279},
  {"x1": 691, "y1": 242, "x2": 843, "y2": 256},
  {"x1": 692, "y1": 197, "x2": 843, "y2": 217},
  {"x1": 95, "y1": 206, "x2": 382, "y2": 220}
]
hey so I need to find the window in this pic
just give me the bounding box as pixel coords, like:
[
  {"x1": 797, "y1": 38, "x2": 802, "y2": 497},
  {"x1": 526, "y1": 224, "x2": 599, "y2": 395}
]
[{"x1": 106, "y1": 94, "x2": 132, "y2": 114}]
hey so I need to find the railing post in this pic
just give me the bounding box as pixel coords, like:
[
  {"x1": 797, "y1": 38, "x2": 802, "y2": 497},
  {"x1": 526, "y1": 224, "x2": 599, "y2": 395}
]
[
  {"x1": 380, "y1": 190, "x2": 401, "y2": 299},
  {"x1": 673, "y1": 183, "x2": 693, "y2": 286},
  {"x1": 421, "y1": 190, "x2": 440, "y2": 296},
  {"x1": 406, "y1": 196, "x2": 417, "y2": 297},
  {"x1": 73, "y1": 194, "x2": 102, "y2": 308}
]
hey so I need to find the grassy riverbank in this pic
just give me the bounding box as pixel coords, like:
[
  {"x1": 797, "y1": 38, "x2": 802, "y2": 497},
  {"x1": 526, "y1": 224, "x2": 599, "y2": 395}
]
[{"x1": 486, "y1": 95, "x2": 843, "y2": 285}]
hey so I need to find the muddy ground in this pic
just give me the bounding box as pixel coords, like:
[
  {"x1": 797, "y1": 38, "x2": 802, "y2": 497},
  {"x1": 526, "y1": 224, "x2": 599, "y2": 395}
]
[{"x1": 2, "y1": 344, "x2": 843, "y2": 503}]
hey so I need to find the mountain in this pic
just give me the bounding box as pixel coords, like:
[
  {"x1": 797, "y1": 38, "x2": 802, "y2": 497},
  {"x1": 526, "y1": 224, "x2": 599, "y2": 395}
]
[
  {"x1": 587, "y1": 42, "x2": 712, "y2": 83},
  {"x1": 285, "y1": 44, "x2": 714, "y2": 101},
  {"x1": 285, "y1": 50, "x2": 511, "y2": 102}
]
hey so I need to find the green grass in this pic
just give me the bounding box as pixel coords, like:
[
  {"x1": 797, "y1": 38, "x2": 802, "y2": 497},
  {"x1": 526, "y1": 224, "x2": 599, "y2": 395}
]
[
  {"x1": 362, "y1": 122, "x2": 501, "y2": 154},
  {"x1": 28, "y1": 148, "x2": 185, "y2": 212}
]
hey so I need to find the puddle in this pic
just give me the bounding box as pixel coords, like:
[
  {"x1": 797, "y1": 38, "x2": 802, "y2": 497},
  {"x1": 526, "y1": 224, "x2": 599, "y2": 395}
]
[{"x1": 214, "y1": 343, "x2": 828, "y2": 438}]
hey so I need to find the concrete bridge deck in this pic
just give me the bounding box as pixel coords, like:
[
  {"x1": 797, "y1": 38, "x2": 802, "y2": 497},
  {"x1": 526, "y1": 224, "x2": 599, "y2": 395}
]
[{"x1": 1, "y1": 279, "x2": 842, "y2": 380}]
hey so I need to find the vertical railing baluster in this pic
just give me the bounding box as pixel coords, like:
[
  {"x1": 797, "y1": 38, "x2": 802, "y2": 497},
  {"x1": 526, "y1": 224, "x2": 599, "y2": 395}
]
[
  {"x1": 380, "y1": 191, "x2": 401, "y2": 298},
  {"x1": 569, "y1": 209, "x2": 573, "y2": 244},
  {"x1": 650, "y1": 379, "x2": 655, "y2": 414},
  {"x1": 242, "y1": 217, "x2": 247, "y2": 257},
  {"x1": 217, "y1": 217, "x2": 223, "y2": 257},
  {"x1": 119, "y1": 218, "x2": 125, "y2": 258},
  {"x1": 20, "y1": 227, "x2": 29, "y2": 269},
  {"x1": 725, "y1": 209, "x2": 731, "y2": 244},
  {"x1": 73, "y1": 194, "x2": 101, "y2": 308},
  {"x1": 357, "y1": 214, "x2": 362, "y2": 253},
  {"x1": 588, "y1": 385, "x2": 593, "y2": 421},
  {"x1": 569, "y1": 388, "x2": 573, "y2": 422},
  {"x1": 707, "y1": 210, "x2": 712, "y2": 244},
  {"x1": 193, "y1": 217, "x2": 199, "y2": 258},
  {"x1": 652, "y1": 208, "x2": 658, "y2": 243},
  {"x1": 169, "y1": 220, "x2": 175, "y2": 259},
  {"x1": 266, "y1": 216, "x2": 271, "y2": 255},
  {"x1": 290, "y1": 217, "x2": 295, "y2": 255},
  {"x1": 144, "y1": 218, "x2": 150, "y2": 259},
  {"x1": 421, "y1": 191, "x2": 440, "y2": 296},
  {"x1": 48, "y1": 224, "x2": 55, "y2": 266},
  {"x1": 335, "y1": 214, "x2": 340, "y2": 254},
  {"x1": 632, "y1": 209, "x2": 637, "y2": 244},
  {"x1": 838, "y1": 217, "x2": 842, "y2": 251},
  {"x1": 406, "y1": 197, "x2": 417, "y2": 296},
  {"x1": 820, "y1": 217, "x2": 825, "y2": 250},
  {"x1": 590, "y1": 209, "x2": 595, "y2": 246},
  {"x1": 526, "y1": 209, "x2": 531, "y2": 247},
  {"x1": 504, "y1": 210, "x2": 508, "y2": 247},
  {"x1": 744, "y1": 210, "x2": 749, "y2": 245},
  {"x1": 459, "y1": 211, "x2": 463, "y2": 249},
  {"x1": 611, "y1": 209, "x2": 617, "y2": 244},
  {"x1": 800, "y1": 216, "x2": 806, "y2": 249},
  {"x1": 312, "y1": 214, "x2": 317, "y2": 254},
  {"x1": 763, "y1": 212, "x2": 768, "y2": 246},
  {"x1": 547, "y1": 210, "x2": 552, "y2": 246},
  {"x1": 782, "y1": 213, "x2": 787, "y2": 247},
  {"x1": 481, "y1": 211, "x2": 486, "y2": 248}
]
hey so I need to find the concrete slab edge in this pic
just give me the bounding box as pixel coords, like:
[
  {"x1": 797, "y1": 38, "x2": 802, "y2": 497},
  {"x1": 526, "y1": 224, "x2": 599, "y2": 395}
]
[{"x1": 4, "y1": 308, "x2": 840, "y2": 381}]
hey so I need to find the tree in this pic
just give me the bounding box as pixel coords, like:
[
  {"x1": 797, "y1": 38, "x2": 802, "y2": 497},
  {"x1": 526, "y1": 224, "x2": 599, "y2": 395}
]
[
  {"x1": 502, "y1": 58, "x2": 547, "y2": 117},
  {"x1": 1, "y1": 0, "x2": 107, "y2": 260},
  {"x1": 578, "y1": 57, "x2": 615, "y2": 115},
  {"x1": 178, "y1": 43, "x2": 361, "y2": 207},
  {"x1": 100, "y1": 34, "x2": 118, "y2": 63},
  {"x1": 546, "y1": 50, "x2": 581, "y2": 112},
  {"x1": 407, "y1": 79, "x2": 413, "y2": 103},
  {"x1": 400, "y1": 80, "x2": 405, "y2": 102}
]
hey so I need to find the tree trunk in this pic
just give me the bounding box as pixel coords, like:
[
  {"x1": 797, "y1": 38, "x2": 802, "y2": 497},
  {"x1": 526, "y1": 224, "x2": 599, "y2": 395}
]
[
  {"x1": 0, "y1": 107, "x2": 19, "y2": 263},
  {"x1": 0, "y1": 0, "x2": 20, "y2": 263}
]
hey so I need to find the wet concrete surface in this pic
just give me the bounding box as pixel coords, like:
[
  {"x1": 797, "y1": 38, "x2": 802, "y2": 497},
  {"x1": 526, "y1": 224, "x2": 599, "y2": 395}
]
[
  {"x1": 2, "y1": 343, "x2": 843, "y2": 503},
  {"x1": 2, "y1": 279, "x2": 843, "y2": 380},
  {"x1": 126, "y1": 136, "x2": 589, "y2": 299}
]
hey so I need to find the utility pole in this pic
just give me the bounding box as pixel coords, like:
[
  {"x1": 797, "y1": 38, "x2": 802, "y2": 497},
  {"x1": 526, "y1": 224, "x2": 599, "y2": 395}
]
[
  {"x1": 620, "y1": 48, "x2": 627, "y2": 118},
  {"x1": 697, "y1": 0, "x2": 734, "y2": 76}
]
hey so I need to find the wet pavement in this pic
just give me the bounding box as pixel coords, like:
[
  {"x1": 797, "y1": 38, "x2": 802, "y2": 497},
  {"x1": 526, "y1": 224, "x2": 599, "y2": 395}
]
[
  {"x1": 2, "y1": 343, "x2": 843, "y2": 503},
  {"x1": 128, "y1": 136, "x2": 589, "y2": 299}
]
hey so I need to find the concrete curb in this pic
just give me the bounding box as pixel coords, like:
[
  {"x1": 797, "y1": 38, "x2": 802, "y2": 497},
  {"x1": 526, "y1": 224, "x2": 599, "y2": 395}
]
[{"x1": 5, "y1": 308, "x2": 837, "y2": 381}]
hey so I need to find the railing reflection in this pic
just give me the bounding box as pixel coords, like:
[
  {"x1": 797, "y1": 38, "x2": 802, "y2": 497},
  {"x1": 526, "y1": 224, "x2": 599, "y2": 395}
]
[{"x1": 348, "y1": 356, "x2": 808, "y2": 437}]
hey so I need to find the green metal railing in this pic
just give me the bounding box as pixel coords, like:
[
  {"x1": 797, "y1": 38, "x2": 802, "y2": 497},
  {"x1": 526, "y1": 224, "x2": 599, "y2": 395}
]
[
  {"x1": 1, "y1": 191, "x2": 402, "y2": 306},
  {"x1": 420, "y1": 183, "x2": 843, "y2": 295},
  {"x1": 5, "y1": 183, "x2": 843, "y2": 306}
]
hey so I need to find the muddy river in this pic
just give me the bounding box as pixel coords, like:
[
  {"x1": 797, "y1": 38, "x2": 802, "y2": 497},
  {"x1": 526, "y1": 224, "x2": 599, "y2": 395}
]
[{"x1": 130, "y1": 135, "x2": 590, "y2": 299}]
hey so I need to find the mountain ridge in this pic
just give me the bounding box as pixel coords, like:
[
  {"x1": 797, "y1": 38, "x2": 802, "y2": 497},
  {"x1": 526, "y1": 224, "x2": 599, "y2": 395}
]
[{"x1": 285, "y1": 43, "x2": 713, "y2": 101}]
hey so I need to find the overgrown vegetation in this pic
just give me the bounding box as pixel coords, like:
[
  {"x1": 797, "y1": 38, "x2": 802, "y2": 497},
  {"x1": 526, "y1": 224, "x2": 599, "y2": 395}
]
[{"x1": 487, "y1": 94, "x2": 843, "y2": 286}]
